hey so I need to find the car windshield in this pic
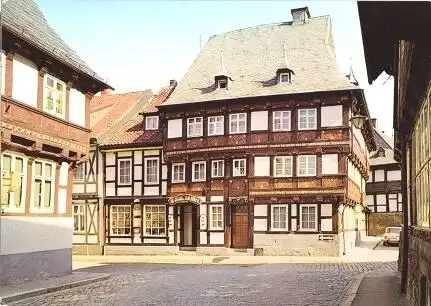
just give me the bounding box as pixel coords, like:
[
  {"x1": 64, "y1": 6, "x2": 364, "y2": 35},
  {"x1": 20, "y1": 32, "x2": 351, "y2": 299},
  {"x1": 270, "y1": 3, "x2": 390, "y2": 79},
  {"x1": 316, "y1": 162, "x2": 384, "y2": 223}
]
[{"x1": 387, "y1": 228, "x2": 402, "y2": 233}]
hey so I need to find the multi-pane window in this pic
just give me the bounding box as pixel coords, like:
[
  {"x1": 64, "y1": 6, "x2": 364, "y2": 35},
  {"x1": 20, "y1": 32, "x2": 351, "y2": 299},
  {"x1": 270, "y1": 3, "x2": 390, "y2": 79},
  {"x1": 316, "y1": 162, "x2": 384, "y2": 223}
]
[
  {"x1": 297, "y1": 155, "x2": 316, "y2": 176},
  {"x1": 110, "y1": 205, "x2": 131, "y2": 236},
  {"x1": 1, "y1": 154, "x2": 25, "y2": 210},
  {"x1": 210, "y1": 205, "x2": 223, "y2": 229},
  {"x1": 298, "y1": 108, "x2": 317, "y2": 130},
  {"x1": 187, "y1": 117, "x2": 203, "y2": 137},
  {"x1": 230, "y1": 113, "x2": 247, "y2": 134},
  {"x1": 144, "y1": 205, "x2": 166, "y2": 236},
  {"x1": 74, "y1": 163, "x2": 85, "y2": 181},
  {"x1": 208, "y1": 116, "x2": 224, "y2": 136},
  {"x1": 233, "y1": 159, "x2": 246, "y2": 176},
  {"x1": 172, "y1": 163, "x2": 185, "y2": 183},
  {"x1": 33, "y1": 160, "x2": 54, "y2": 210},
  {"x1": 192, "y1": 161, "x2": 206, "y2": 182},
  {"x1": 118, "y1": 159, "x2": 132, "y2": 185},
  {"x1": 146, "y1": 116, "x2": 159, "y2": 130},
  {"x1": 145, "y1": 158, "x2": 159, "y2": 184},
  {"x1": 271, "y1": 205, "x2": 288, "y2": 230},
  {"x1": 44, "y1": 75, "x2": 65, "y2": 118},
  {"x1": 300, "y1": 204, "x2": 317, "y2": 231},
  {"x1": 274, "y1": 156, "x2": 293, "y2": 177},
  {"x1": 212, "y1": 160, "x2": 224, "y2": 178},
  {"x1": 73, "y1": 204, "x2": 85, "y2": 233},
  {"x1": 273, "y1": 111, "x2": 291, "y2": 131}
]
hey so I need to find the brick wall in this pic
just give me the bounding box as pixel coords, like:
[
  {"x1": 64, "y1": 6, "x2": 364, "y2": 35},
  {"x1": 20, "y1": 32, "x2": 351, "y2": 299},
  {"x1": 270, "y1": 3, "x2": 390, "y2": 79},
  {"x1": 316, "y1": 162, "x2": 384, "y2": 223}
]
[{"x1": 368, "y1": 212, "x2": 402, "y2": 236}]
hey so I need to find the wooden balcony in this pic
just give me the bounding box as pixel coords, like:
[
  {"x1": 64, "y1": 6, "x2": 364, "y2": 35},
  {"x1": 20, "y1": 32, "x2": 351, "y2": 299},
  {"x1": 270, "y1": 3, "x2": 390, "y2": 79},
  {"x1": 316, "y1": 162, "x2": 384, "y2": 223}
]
[{"x1": 1, "y1": 96, "x2": 90, "y2": 157}]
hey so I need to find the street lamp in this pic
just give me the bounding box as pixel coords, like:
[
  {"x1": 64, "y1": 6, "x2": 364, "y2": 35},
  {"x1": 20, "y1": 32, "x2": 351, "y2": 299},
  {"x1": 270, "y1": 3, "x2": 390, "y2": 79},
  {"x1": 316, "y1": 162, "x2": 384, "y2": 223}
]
[{"x1": 350, "y1": 115, "x2": 368, "y2": 130}]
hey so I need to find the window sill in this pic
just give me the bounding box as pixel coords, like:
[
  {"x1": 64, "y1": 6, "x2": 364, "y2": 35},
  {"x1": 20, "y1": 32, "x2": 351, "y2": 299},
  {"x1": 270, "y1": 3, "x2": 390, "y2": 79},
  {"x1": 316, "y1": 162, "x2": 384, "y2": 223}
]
[
  {"x1": 172, "y1": 181, "x2": 185, "y2": 184},
  {"x1": 192, "y1": 180, "x2": 206, "y2": 183}
]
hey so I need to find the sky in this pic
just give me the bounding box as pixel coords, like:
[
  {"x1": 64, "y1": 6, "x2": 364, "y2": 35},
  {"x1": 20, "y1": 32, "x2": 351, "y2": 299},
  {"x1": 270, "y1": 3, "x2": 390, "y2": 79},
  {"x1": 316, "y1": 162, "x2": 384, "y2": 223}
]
[{"x1": 37, "y1": 0, "x2": 394, "y2": 135}]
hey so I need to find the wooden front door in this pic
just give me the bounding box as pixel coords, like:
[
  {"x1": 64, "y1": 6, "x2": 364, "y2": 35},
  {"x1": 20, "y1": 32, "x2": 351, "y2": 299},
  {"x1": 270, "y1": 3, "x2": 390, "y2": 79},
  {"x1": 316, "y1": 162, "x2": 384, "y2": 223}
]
[{"x1": 232, "y1": 205, "x2": 249, "y2": 248}]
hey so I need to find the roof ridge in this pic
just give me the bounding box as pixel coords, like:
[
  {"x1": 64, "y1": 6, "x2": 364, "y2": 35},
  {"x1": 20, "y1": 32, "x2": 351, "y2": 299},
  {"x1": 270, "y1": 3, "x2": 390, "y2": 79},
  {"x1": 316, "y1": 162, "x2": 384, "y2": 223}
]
[{"x1": 374, "y1": 128, "x2": 393, "y2": 149}]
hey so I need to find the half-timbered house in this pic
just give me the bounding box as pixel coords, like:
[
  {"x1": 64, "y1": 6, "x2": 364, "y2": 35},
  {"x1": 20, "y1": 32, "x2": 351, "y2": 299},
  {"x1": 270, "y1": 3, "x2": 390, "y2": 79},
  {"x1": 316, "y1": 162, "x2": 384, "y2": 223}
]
[
  {"x1": 97, "y1": 82, "x2": 176, "y2": 254},
  {"x1": 72, "y1": 90, "x2": 153, "y2": 254},
  {"x1": 359, "y1": 1, "x2": 430, "y2": 304},
  {"x1": 366, "y1": 119, "x2": 402, "y2": 236},
  {"x1": 0, "y1": 0, "x2": 111, "y2": 283},
  {"x1": 158, "y1": 7, "x2": 376, "y2": 256}
]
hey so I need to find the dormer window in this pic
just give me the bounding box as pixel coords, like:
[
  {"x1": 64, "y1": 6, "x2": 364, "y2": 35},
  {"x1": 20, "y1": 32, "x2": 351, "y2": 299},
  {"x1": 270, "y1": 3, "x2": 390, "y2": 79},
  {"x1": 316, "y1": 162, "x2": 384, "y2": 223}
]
[
  {"x1": 218, "y1": 79, "x2": 227, "y2": 89},
  {"x1": 276, "y1": 68, "x2": 294, "y2": 85},
  {"x1": 145, "y1": 116, "x2": 159, "y2": 130},
  {"x1": 279, "y1": 72, "x2": 291, "y2": 83},
  {"x1": 215, "y1": 75, "x2": 229, "y2": 90}
]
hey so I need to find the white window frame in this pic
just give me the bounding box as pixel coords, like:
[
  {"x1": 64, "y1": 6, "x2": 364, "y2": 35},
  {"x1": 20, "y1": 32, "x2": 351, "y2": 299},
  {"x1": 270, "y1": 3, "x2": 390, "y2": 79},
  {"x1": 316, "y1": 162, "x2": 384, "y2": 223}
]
[
  {"x1": 144, "y1": 205, "x2": 166, "y2": 236},
  {"x1": 300, "y1": 204, "x2": 318, "y2": 231},
  {"x1": 229, "y1": 113, "x2": 247, "y2": 134},
  {"x1": 187, "y1": 117, "x2": 203, "y2": 137},
  {"x1": 273, "y1": 110, "x2": 291, "y2": 131},
  {"x1": 298, "y1": 108, "x2": 317, "y2": 130},
  {"x1": 1, "y1": 154, "x2": 26, "y2": 213},
  {"x1": 172, "y1": 163, "x2": 185, "y2": 183},
  {"x1": 118, "y1": 159, "x2": 132, "y2": 185},
  {"x1": 274, "y1": 156, "x2": 293, "y2": 177},
  {"x1": 31, "y1": 159, "x2": 55, "y2": 213},
  {"x1": 110, "y1": 205, "x2": 131, "y2": 236},
  {"x1": 297, "y1": 155, "x2": 316, "y2": 177},
  {"x1": 233, "y1": 159, "x2": 246, "y2": 177},
  {"x1": 73, "y1": 204, "x2": 86, "y2": 233},
  {"x1": 192, "y1": 161, "x2": 206, "y2": 182},
  {"x1": 74, "y1": 162, "x2": 85, "y2": 181},
  {"x1": 208, "y1": 116, "x2": 224, "y2": 136},
  {"x1": 271, "y1": 204, "x2": 289, "y2": 231},
  {"x1": 279, "y1": 72, "x2": 291, "y2": 83},
  {"x1": 145, "y1": 116, "x2": 159, "y2": 130},
  {"x1": 217, "y1": 79, "x2": 228, "y2": 89},
  {"x1": 43, "y1": 74, "x2": 66, "y2": 118},
  {"x1": 210, "y1": 204, "x2": 224, "y2": 230},
  {"x1": 144, "y1": 158, "x2": 159, "y2": 184},
  {"x1": 211, "y1": 160, "x2": 225, "y2": 178}
]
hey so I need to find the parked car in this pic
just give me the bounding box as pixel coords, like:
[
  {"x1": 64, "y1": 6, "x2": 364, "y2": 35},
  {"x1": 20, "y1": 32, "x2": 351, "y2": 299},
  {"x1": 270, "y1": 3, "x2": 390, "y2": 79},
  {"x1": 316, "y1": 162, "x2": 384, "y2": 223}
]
[{"x1": 383, "y1": 226, "x2": 402, "y2": 246}]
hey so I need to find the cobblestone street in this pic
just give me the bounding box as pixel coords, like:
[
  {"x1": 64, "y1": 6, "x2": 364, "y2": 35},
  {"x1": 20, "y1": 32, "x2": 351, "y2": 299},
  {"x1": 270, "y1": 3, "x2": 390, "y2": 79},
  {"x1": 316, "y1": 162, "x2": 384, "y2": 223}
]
[{"x1": 10, "y1": 262, "x2": 397, "y2": 306}]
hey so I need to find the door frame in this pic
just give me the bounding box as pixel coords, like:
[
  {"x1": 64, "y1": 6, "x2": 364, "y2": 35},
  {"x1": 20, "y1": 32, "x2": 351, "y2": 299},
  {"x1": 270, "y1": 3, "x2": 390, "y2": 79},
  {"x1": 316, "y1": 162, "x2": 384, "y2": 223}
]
[
  {"x1": 179, "y1": 204, "x2": 199, "y2": 247},
  {"x1": 231, "y1": 202, "x2": 252, "y2": 248}
]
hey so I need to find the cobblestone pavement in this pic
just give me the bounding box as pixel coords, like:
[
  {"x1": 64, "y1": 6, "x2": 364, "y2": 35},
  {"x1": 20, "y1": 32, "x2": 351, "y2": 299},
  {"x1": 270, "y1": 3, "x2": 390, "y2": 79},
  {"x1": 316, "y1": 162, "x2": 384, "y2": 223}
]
[{"x1": 10, "y1": 262, "x2": 397, "y2": 306}]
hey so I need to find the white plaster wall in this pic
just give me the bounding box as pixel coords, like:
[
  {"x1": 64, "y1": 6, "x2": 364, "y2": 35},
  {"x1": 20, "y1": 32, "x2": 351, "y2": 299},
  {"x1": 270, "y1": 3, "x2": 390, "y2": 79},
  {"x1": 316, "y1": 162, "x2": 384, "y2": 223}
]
[
  {"x1": 133, "y1": 165, "x2": 142, "y2": 180},
  {"x1": 134, "y1": 151, "x2": 142, "y2": 164},
  {"x1": 73, "y1": 184, "x2": 84, "y2": 194},
  {"x1": 69, "y1": 89, "x2": 86, "y2": 127},
  {"x1": 106, "y1": 167, "x2": 115, "y2": 181},
  {"x1": 1, "y1": 52, "x2": 5, "y2": 95},
  {"x1": 59, "y1": 162, "x2": 69, "y2": 186},
  {"x1": 254, "y1": 205, "x2": 267, "y2": 216},
  {"x1": 133, "y1": 182, "x2": 142, "y2": 195},
  {"x1": 250, "y1": 111, "x2": 268, "y2": 131},
  {"x1": 291, "y1": 204, "x2": 297, "y2": 217},
  {"x1": 322, "y1": 154, "x2": 338, "y2": 175},
  {"x1": 169, "y1": 231, "x2": 175, "y2": 243},
  {"x1": 117, "y1": 187, "x2": 132, "y2": 196},
  {"x1": 321, "y1": 105, "x2": 343, "y2": 127},
  {"x1": 200, "y1": 232, "x2": 207, "y2": 244},
  {"x1": 162, "y1": 165, "x2": 168, "y2": 180},
  {"x1": 168, "y1": 119, "x2": 182, "y2": 138},
  {"x1": 1, "y1": 216, "x2": 72, "y2": 255},
  {"x1": 210, "y1": 232, "x2": 224, "y2": 244},
  {"x1": 210, "y1": 196, "x2": 224, "y2": 202},
  {"x1": 291, "y1": 219, "x2": 297, "y2": 231},
  {"x1": 105, "y1": 183, "x2": 115, "y2": 196},
  {"x1": 144, "y1": 186, "x2": 159, "y2": 196},
  {"x1": 352, "y1": 125, "x2": 366, "y2": 153},
  {"x1": 144, "y1": 150, "x2": 160, "y2": 156},
  {"x1": 321, "y1": 219, "x2": 332, "y2": 231},
  {"x1": 366, "y1": 195, "x2": 374, "y2": 207},
  {"x1": 12, "y1": 54, "x2": 38, "y2": 107},
  {"x1": 254, "y1": 156, "x2": 270, "y2": 176},
  {"x1": 162, "y1": 182, "x2": 167, "y2": 196},
  {"x1": 97, "y1": 151, "x2": 103, "y2": 196},
  {"x1": 58, "y1": 189, "x2": 67, "y2": 214},
  {"x1": 105, "y1": 153, "x2": 115, "y2": 166},
  {"x1": 85, "y1": 183, "x2": 96, "y2": 193},
  {"x1": 375, "y1": 170, "x2": 385, "y2": 182},
  {"x1": 387, "y1": 170, "x2": 401, "y2": 181},
  {"x1": 117, "y1": 151, "x2": 132, "y2": 157},
  {"x1": 254, "y1": 219, "x2": 267, "y2": 231},
  {"x1": 321, "y1": 204, "x2": 332, "y2": 217}
]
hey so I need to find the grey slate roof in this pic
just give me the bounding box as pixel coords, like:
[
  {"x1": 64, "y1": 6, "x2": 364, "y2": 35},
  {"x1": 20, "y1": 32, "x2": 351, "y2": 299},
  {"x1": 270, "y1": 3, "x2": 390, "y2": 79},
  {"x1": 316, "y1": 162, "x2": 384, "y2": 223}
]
[
  {"x1": 1, "y1": 0, "x2": 109, "y2": 86},
  {"x1": 163, "y1": 15, "x2": 355, "y2": 106},
  {"x1": 369, "y1": 128, "x2": 398, "y2": 166},
  {"x1": 373, "y1": 129, "x2": 393, "y2": 150}
]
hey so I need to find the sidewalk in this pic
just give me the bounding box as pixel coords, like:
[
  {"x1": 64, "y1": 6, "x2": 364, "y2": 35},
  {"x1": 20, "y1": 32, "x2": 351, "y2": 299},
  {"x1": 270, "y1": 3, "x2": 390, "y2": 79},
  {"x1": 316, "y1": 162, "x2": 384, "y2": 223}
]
[
  {"x1": 0, "y1": 272, "x2": 109, "y2": 304},
  {"x1": 351, "y1": 271, "x2": 407, "y2": 306}
]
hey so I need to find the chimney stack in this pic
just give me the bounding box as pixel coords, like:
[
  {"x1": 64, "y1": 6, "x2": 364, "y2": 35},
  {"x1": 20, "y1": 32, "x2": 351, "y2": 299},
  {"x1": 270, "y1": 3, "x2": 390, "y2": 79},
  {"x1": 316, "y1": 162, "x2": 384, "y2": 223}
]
[
  {"x1": 291, "y1": 7, "x2": 311, "y2": 24},
  {"x1": 170, "y1": 79, "x2": 178, "y2": 88},
  {"x1": 371, "y1": 118, "x2": 377, "y2": 129}
]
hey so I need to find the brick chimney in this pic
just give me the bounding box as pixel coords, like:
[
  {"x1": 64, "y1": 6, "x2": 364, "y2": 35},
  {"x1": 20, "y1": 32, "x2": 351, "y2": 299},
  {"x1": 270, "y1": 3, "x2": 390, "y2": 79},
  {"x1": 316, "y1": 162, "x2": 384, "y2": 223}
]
[
  {"x1": 291, "y1": 7, "x2": 310, "y2": 24},
  {"x1": 371, "y1": 118, "x2": 377, "y2": 129}
]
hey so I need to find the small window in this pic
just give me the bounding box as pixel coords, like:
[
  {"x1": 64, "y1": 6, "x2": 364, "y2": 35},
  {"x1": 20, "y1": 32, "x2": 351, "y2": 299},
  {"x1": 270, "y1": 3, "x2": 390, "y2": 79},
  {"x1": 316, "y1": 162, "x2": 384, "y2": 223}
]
[
  {"x1": 73, "y1": 204, "x2": 85, "y2": 233},
  {"x1": 172, "y1": 163, "x2": 185, "y2": 183},
  {"x1": 187, "y1": 117, "x2": 203, "y2": 137},
  {"x1": 210, "y1": 205, "x2": 224, "y2": 229},
  {"x1": 273, "y1": 111, "x2": 291, "y2": 131},
  {"x1": 298, "y1": 108, "x2": 317, "y2": 130},
  {"x1": 279, "y1": 72, "x2": 291, "y2": 83},
  {"x1": 274, "y1": 156, "x2": 293, "y2": 177},
  {"x1": 74, "y1": 163, "x2": 85, "y2": 181},
  {"x1": 146, "y1": 116, "x2": 159, "y2": 130},
  {"x1": 33, "y1": 160, "x2": 54, "y2": 211},
  {"x1": 233, "y1": 159, "x2": 246, "y2": 177},
  {"x1": 297, "y1": 155, "x2": 316, "y2": 176},
  {"x1": 144, "y1": 205, "x2": 166, "y2": 236},
  {"x1": 1, "y1": 154, "x2": 25, "y2": 211},
  {"x1": 118, "y1": 159, "x2": 132, "y2": 185},
  {"x1": 144, "y1": 158, "x2": 159, "y2": 184},
  {"x1": 110, "y1": 205, "x2": 131, "y2": 236},
  {"x1": 271, "y1": 205, "x2": 288, "y2": 230},
  {"x1": 212, "y1": 160, "x2": 224, "y2": 178},
  {"x1": 217, "y1": 79, "x2": 228, "y2": 89},
  {"x1": 230, "y1": 113, "x2": 247, "y2": 134},
  {"x1": 300, "y1": 204, "x2": 317, "y2": 231},
  {"x1": 208, "y1": 116, "x2": 224, "y2": 136},
  {"x1": 192, "y1": 161, "x2": 206, "y2": 182},
  {"x1": 44, "y1": 75, "x2": 66, "y2": 118}
]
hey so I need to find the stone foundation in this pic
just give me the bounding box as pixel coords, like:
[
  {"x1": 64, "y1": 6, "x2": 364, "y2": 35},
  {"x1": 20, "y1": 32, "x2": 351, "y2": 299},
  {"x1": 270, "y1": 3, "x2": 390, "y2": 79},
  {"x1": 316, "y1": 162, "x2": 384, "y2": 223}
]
[
  {"x1": 104, "y1": 245, "x2": 179, "y2": 255},
  {"x1": 368, "y1": 212, "x2": 403, "y2": 236},
  {"x1": 407, "y1": 227, "x2": 431, "y2": 306},
  {"x1": 73, "y1": 244, "x2": 104, "y2": 255},
  {"x1": 195, "y1": 247, "x2": 254, "y2": 256}
]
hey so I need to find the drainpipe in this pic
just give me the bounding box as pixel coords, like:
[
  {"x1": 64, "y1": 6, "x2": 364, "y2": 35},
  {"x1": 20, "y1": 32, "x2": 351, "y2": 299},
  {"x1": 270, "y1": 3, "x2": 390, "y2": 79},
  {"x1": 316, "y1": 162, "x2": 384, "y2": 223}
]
[
  {"x1": 340, "y1": 203, "x2": 347, "y2": 255},
  {"x1": 400, "y1": 134, "x2": 409, "y2": 293}
]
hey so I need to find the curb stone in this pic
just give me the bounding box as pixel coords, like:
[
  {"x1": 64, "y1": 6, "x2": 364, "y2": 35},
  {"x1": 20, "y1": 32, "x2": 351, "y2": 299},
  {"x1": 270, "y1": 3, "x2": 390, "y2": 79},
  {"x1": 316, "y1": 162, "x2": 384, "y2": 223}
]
[
  {"x1": 339, "y1": 272, "x2": 368, "y2": 306},
  {"x1": 0, "y1": 274, "x2": 109, "y2": 304}
]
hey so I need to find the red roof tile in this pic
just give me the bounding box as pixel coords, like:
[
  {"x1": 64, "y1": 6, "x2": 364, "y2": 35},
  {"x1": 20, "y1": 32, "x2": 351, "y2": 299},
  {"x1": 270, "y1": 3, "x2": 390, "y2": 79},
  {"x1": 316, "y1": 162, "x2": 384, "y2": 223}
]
[{"x1": 101, "y1": 85, "x2": 176, "y2": 147}]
